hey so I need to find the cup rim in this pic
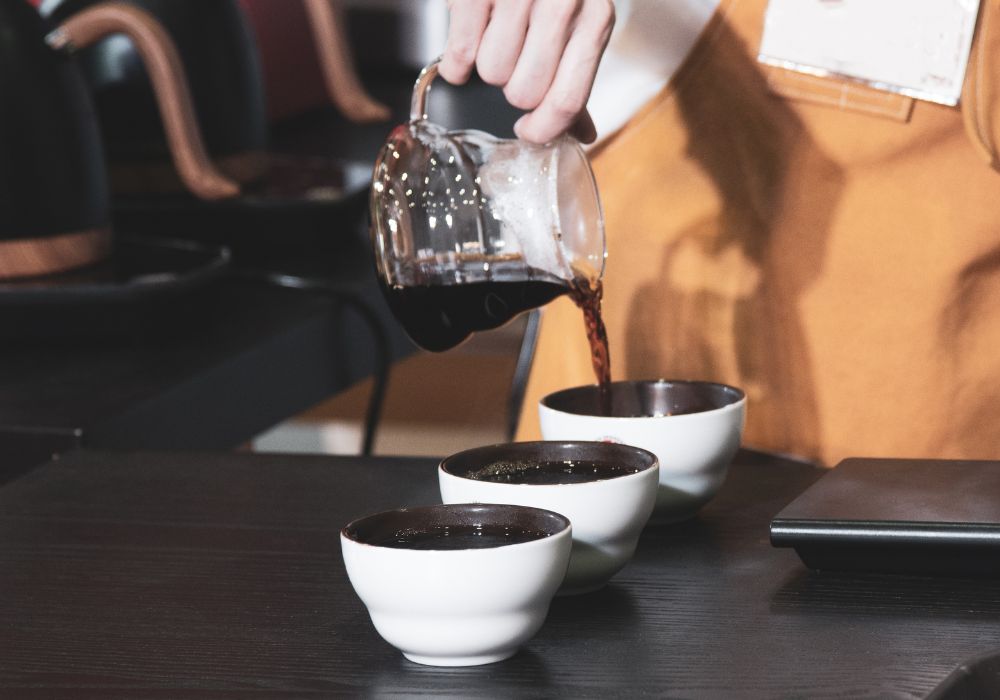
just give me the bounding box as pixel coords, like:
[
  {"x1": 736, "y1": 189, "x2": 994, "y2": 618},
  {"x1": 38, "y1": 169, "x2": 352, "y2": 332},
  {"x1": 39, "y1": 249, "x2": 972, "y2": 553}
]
[
  {"x1": 439, "y1": 440, "x2": 659, "y2": 487},
  {"x1": 540, "y1": 379, "x2": 746, "y2": 420},
  {"x1": 341, "y1": 502, "x2": 572, "y2": 550}
]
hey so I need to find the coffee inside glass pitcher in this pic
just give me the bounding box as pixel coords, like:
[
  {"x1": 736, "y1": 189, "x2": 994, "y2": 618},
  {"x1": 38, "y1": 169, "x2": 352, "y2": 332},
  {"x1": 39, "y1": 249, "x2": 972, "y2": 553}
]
[{"x1": 370, "y1": 60, "x2": 607, "y2": 358}]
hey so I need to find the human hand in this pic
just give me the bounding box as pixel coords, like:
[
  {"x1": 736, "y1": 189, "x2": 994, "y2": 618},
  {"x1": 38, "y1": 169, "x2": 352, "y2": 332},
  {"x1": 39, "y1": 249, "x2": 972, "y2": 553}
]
[{"x1": 439, "y1": 0, "x2": 615, "y2": 144}]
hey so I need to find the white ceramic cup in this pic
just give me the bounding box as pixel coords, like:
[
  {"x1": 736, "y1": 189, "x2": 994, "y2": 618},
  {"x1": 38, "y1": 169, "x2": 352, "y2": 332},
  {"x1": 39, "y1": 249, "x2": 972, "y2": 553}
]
[
  {"x1": 439, "y1": 441, "x2": 659, "y2": 595},
  {"x1": 539, "y1": 380, "x2": 746, "y2": 523},
  {"x1": 341, "y1": 503, "x2": 571, "y2": 667}
]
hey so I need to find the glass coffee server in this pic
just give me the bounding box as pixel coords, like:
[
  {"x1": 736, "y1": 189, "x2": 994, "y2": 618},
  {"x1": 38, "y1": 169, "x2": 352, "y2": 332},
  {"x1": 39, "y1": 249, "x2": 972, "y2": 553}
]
[{"x1": 370, "y1": 59, "x2": 605, "y2": 352}]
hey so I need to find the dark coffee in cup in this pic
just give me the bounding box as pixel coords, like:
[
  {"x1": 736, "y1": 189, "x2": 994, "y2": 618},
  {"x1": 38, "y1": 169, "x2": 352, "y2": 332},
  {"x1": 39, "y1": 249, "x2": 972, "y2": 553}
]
[
  {"x1": 371, "y1": 523, "x2": 551, "y2": 550},
  {"x1": 467, "y1": 459, "x2": 641, "y2": 485}
]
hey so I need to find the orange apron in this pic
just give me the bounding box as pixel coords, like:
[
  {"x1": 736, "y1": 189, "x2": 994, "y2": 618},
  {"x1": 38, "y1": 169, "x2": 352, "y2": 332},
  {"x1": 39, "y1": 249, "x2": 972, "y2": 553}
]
[{"x1": 517, "y1": 0, "x2": 1000, "y2": 466}]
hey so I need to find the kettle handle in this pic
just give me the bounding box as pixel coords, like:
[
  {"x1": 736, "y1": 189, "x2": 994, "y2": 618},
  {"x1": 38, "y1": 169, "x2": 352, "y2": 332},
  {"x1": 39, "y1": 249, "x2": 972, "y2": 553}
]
[
  {"x1": 47, "y1": 3, "x2": 240, "y2": 200},
  {"x1": 301, "y1": 0, "x2": 390, "y2": 123},
  {"x1": 409, "y1": 58, "x2": 441, "y2": 123}
]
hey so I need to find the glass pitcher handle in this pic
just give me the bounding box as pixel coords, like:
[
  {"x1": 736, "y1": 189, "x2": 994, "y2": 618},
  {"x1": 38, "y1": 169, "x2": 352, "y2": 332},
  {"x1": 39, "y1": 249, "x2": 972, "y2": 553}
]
[{"x1": 409, "y1": 58, "x2": 441, "y2": 123}]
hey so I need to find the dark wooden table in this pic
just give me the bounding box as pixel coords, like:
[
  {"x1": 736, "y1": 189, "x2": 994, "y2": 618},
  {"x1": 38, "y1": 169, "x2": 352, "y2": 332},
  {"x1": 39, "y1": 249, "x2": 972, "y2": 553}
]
[{"x1": 0, "y1": 449, "x2": 996, "y2": 697}]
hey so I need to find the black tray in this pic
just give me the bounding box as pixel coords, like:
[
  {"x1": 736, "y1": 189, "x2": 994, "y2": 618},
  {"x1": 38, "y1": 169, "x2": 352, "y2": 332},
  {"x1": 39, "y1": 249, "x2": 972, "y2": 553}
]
[
  {"x1": 770, "y1": 458, "x2": 1000, "y2": 576},
  {"x1": 927, "y1": 650, "x2": 1000, "y2": 699},
  {"x1": 111, "y1": 154, "x2": 371, "y2": 265},
  {"x1": 0, "y1": 236, "x2": 230, "y2": 338}
]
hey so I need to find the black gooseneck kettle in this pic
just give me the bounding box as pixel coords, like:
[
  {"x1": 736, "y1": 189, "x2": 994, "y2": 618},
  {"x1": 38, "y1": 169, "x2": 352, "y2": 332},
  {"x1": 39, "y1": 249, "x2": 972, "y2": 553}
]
[{"x1": 0, "y1": 0, "x2": 237, "y2": 279}]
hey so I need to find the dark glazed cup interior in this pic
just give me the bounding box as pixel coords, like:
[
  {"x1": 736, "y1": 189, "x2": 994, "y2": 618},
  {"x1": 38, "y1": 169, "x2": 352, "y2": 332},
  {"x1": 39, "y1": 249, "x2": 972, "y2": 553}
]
[
  {"x1": 542, "y1": 380, "x2": 745, "y2": 418},
  {"x1": 441, "y1": 441, "x2": 658, "y2": 482},
  {"x1": 342, "y1": 503, "x2": 571, "y2": 548}
]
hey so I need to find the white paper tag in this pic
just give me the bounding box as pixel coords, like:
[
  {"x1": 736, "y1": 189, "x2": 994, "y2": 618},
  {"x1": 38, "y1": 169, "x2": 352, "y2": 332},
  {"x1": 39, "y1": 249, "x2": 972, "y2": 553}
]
[{"x1": 759, "y1": 0, "x2": 982, "y2": 106}]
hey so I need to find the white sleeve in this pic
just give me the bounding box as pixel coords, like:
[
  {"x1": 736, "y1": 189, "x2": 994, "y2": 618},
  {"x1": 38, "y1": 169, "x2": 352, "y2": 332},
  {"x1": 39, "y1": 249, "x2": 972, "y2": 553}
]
[{"x1": 588, "y1": 0, "x2": 720, "y2": 144}]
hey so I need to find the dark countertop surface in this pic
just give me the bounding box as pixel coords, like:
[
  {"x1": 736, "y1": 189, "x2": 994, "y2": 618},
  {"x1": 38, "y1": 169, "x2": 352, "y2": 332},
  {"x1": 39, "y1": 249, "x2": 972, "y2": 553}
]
[{"x1": 0, "y1": 448, "x2": 996, "y2": 697}]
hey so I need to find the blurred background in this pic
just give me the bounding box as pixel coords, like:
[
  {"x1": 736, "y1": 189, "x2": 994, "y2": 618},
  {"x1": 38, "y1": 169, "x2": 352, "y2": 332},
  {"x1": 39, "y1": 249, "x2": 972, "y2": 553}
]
[
  {"x1": 1, "y1": 0, "x2": 531, "y2": 479},
  {"x1": 236, "y1": 0, "x2": 532, "y2": 456}
]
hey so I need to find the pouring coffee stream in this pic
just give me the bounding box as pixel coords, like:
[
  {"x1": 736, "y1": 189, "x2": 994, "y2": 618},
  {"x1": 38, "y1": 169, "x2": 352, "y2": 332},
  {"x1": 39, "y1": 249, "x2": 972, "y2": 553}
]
[{"x1": 370, "y1": 60, "x2": 612, "y2": 410}]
